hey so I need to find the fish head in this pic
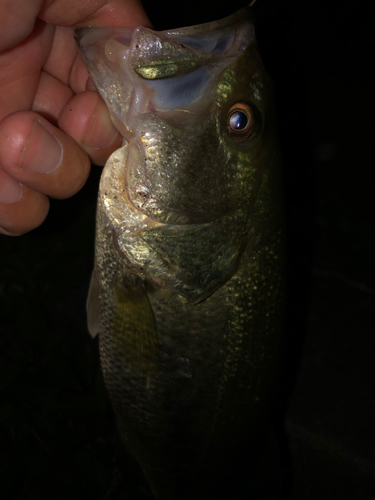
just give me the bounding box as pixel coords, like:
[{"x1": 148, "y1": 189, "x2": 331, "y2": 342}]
[
  {"x1": 77, "y1": 8, "x2": 279, "y2": 302},
  {"x1": 76, "y1": 8, "x2": 272, "y2": 224}
]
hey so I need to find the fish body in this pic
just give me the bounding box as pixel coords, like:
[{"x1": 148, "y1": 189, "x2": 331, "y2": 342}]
[{"x1": 78, "y1": 7, "x2": 285, "y2": 499}]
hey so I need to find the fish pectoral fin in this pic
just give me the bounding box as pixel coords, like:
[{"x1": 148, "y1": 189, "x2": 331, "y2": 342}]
[
  {"x1": 112, "y1": 282, "x2": 159, "y2": 376},
  {"x1": 86, "y1": 269, "x2": 101, "y2": 338}
]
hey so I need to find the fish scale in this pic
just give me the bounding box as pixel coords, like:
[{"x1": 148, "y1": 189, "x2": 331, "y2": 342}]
[{"x1": 78, "y1": 6, "x2": 285, "y2": 499}]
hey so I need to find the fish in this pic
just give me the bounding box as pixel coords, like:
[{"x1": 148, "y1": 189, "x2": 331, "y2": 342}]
[{"x1": 76, "y1": 6, "x2": 285, "y2": 500}]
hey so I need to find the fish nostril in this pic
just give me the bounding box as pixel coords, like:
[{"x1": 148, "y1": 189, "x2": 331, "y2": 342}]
[{"x1": 137, "y1": 190, "x2": 150, "y2": 198}]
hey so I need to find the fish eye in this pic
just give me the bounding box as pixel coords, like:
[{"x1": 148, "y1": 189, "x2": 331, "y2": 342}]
[{"x1": 227, "y1": 102, "x2": 256, "y2": 142}]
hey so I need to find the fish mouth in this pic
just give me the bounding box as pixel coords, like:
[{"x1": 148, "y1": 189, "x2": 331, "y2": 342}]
[{"x1": 75, "y1": 8, "x2": 254, "y2": 141}]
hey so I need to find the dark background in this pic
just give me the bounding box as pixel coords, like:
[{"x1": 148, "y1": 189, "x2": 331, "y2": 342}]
[{"x1": 1, "y1": 1, "x2": 374, "y2": 498}]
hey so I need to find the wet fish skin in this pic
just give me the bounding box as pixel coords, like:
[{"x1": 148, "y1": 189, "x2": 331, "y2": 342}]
[{"x1": 79, "y1": 7, "x2": 285, "y2": 499}]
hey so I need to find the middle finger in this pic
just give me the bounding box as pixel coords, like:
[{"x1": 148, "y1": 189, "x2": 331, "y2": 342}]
[{"x1": 0, "y1": 20, "x2": 54, "y2": 121}]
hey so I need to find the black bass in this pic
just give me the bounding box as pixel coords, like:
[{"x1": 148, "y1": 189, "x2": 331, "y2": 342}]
[{"x1": 77, "y1": 6, "x2": 285, "y2": 499}]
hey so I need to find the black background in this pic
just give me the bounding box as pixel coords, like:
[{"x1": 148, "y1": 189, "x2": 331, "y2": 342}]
[{"x1": 1, "y1": 1, "x2": 374, "y2": 498}]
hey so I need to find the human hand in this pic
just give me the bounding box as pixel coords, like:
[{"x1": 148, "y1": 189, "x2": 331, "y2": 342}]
[{"x1": 0, "y1": 0, "x2": 150, "y2": 236}]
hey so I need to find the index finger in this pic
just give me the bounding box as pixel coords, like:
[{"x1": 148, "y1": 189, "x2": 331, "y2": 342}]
[{"x1": 39, "y1": 0, "x2": 151, "y2": 29}]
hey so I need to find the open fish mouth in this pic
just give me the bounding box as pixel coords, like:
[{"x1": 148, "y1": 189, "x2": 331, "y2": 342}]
[{"x1": 75, "y1": 9, "x2": 253, "y2": 131}]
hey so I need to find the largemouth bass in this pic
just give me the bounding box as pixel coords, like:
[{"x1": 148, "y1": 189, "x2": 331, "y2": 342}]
[{"x1": 77, "y1": 6, "x2": 285, "y2": 499}]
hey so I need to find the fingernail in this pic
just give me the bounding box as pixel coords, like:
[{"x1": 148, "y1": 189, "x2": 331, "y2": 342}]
[
  {"x1": 84, "y1": 99, "x2": 119, "y2": 150},
  {"x1": 19, "y1": 121, "x2": 63, "y2": 174},
  {"x1": 0, "y1": 167, "x2": 23, "y2": 204}
]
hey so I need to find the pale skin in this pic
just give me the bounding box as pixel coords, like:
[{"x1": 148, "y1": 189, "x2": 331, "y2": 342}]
[{"x1": 0, "y1": 0, "x2": 151, "y2": 235}]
